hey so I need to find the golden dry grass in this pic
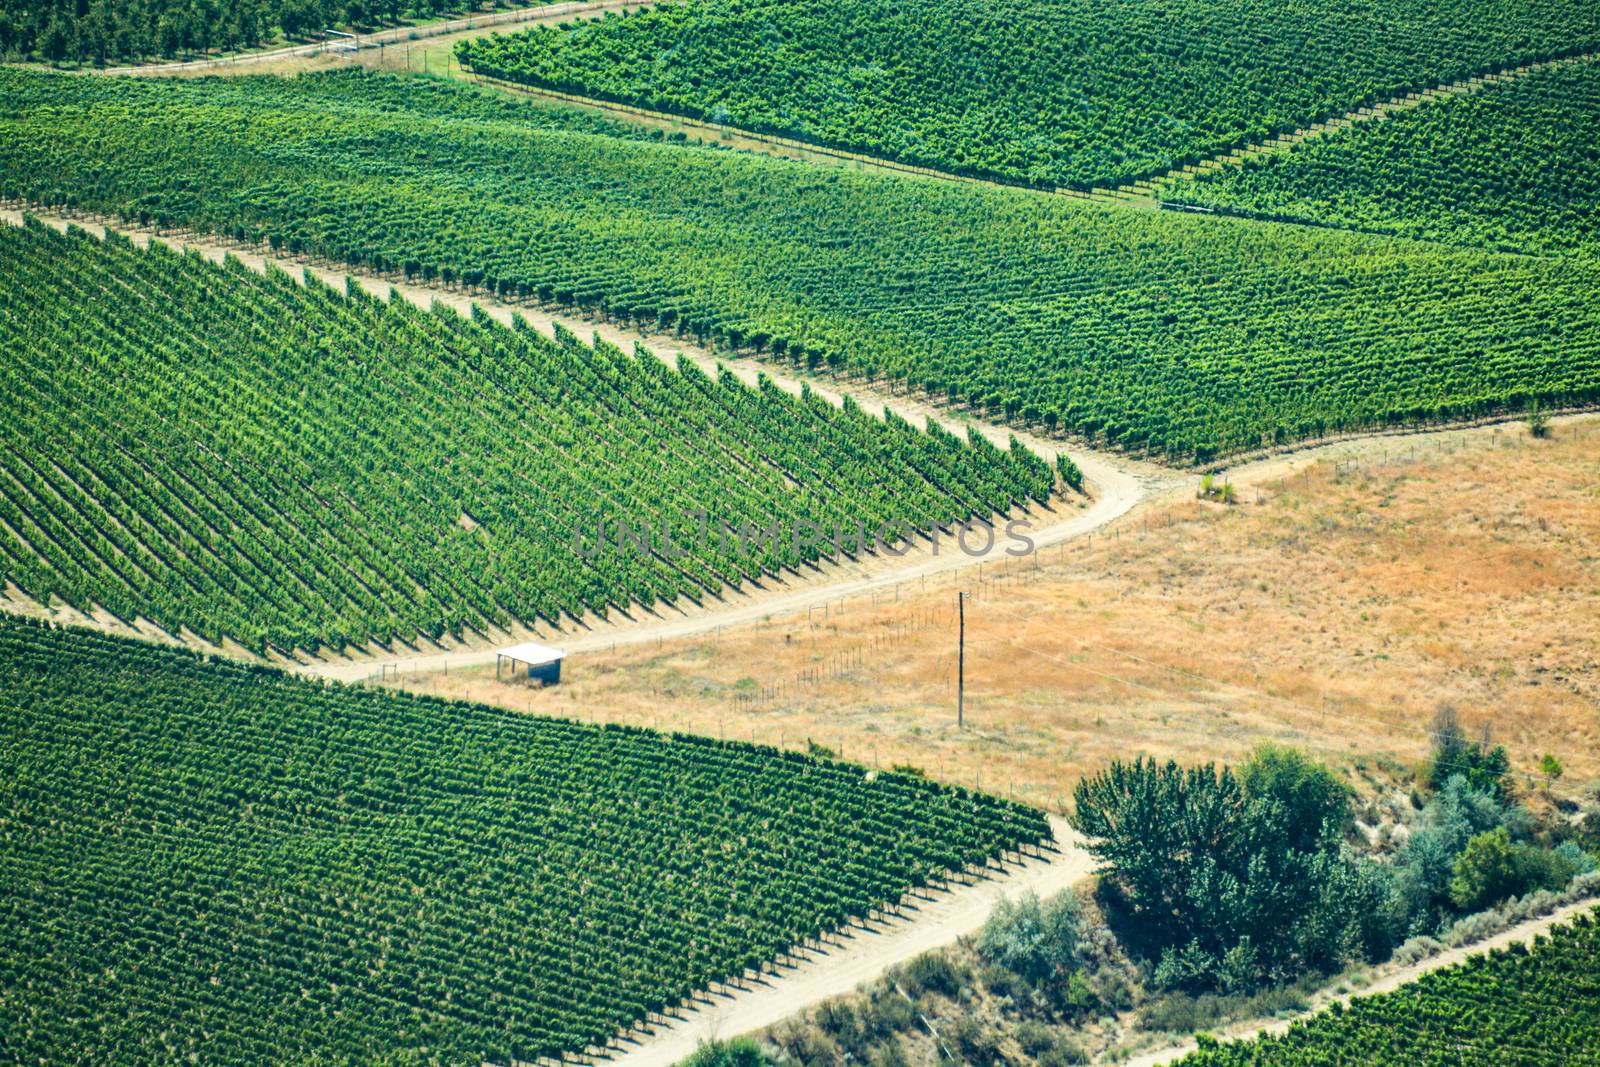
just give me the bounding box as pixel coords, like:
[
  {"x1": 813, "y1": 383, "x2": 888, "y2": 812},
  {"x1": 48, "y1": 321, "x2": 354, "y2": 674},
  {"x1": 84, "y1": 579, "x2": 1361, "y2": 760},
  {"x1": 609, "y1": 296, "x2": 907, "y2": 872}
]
[{"x1": 411, "y1": 419, "x2": 1600, "y2": 812}]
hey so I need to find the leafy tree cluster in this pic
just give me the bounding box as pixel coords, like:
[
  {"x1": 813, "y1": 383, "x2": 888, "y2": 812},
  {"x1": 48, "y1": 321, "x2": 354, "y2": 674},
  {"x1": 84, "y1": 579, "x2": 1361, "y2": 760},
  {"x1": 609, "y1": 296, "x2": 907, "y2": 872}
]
[
  {"x1": 456, "y1": 0, "x2": 1600, "y2": 190},
  {"x1": 1177, "y1": 907, "x2": 1600, "y2": 1065},
  {"x1": 1071, "y1": 742, "x2": 1596, "y2": 994},
  {"x1": 0, "y1": 615, "x2": 1049, "y2": 1064},
  {"x1": 0, "y1": 217, "x2": 1053, "y2": 653},
  {"x1": 1164, "y1": 57, "x2": 1600, "y2": 256},
  {"x1": 1071, "y1": 747, "x2": 1373, "y2": 993},
  {"x1": 1383, "y1": 715, "x2": 1596, "y2": 934},
  {"x1": 0, "y1": 0, "x2": 484, "y2": 64},
  {"x1": 1424, "y1": 705, "x2": 1513, "y2": 800},
  {"x1": 4, "y1": 69, "x2": 1598, "y2": 462}
]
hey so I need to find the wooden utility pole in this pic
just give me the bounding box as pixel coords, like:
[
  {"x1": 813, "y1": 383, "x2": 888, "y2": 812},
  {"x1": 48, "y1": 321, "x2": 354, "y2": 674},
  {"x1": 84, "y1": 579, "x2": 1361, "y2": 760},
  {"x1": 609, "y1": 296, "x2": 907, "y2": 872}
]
[{"x1": 957, "y1": 591, "x2": 968, "y2": 728}]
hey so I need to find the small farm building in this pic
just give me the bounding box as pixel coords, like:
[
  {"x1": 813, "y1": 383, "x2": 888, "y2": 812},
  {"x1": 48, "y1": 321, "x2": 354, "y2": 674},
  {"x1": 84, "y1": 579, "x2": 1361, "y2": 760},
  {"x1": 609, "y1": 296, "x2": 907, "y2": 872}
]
[{"x1": 496, "y1": 641, "x2": 566, "y2": 685}]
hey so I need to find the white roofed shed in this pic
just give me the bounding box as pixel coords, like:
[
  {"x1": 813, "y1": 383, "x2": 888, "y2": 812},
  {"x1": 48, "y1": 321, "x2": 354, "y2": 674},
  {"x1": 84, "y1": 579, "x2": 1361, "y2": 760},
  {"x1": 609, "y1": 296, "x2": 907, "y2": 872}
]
[{"x1": 496, "y1": 641, "x2": 566, "y2": 685}]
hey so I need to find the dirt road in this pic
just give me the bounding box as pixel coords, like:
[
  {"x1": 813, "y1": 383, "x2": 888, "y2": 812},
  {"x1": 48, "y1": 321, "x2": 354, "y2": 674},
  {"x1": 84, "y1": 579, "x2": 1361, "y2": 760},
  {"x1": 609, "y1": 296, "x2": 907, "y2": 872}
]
[
  {"x1": 91, "y1": 0, "x2": 645, "y2": 76},
  {"x1": 1125, "y1": 895, "x2": 1600, "y2": 1067},
  {"x1": 0, "y1": 206, "x2": 1178, "y2": 679},
  {"x1": 605, "y1": 816, "x2": 1092, "y2": 1067}
]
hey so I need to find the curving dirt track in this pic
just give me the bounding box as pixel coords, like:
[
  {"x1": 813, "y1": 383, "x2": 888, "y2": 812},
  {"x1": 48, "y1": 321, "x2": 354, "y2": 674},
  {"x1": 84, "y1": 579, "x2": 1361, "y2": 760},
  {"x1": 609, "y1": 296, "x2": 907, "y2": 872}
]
[
  {"x1": 90, "y1": 0, "x2": 647, "y2": 76},
  {"x1": 0, "y1": 206, "x2": 1180, "y2": 677},
  {"x1": 1124, "y1": 896, "x2": 1600, "y2": 1067},
  {"x1": 606, "y1": 816, "x2": 1093, "y2": 1067}
]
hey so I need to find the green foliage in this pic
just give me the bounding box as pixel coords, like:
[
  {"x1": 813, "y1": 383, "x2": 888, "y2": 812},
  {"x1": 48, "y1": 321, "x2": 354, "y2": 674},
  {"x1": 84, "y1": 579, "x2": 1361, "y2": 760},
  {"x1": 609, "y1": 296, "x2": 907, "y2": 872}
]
[
  {"x1": 1425, "y1": 707, "x2": 1514, "y2": 801},
  {"x1": 1165, "y1": 58, "x2": 1600, "y2": 255},
  {"x1": 1240, "y1": 744, "x2": 1354, "y2": 853},
  {"x1": 455, "y1": 0, "x2": 1600, "y2": 190},
  {"x1": 976, "y1": 890, "x2": 1082, "y2": 987},
  {"x1": 1175, "y1": 908, "x2": 1600, "y2": 1065},
  {"x1": 1528, "y1": 402, "x2": 1552, "y2": 438},
  {"x1": 3, "y1": 69, "x2": 1598, "y2": 460},
  {"x1": 1390, "y1": 774, "x2": 1519, "y2": 932},
  {"x1": 0, "y1": 218, "x2": 1048, "y2": 652},
  {"x1": 0, "y1": 0, "x2": 489, "y2": 64},
  {"x1": 946, "y1": 1015, "x2": 1004, "y2": 1066},
  {"x1": 1540, "y1": 753, "x2": 1564, "y2": 785},
  {"x1": 1056, "y1": 454, "x2": 1084, "y2": 492},
  {"x1": 1071, "y1": 755, "x2": 1372, "y2": 991},
  {"x1": 680, "y1": 1039, "x2": 779, "y2": 1067},
  {"x1": 1449, "y1": 827, "x2": 1525, "y2": 912},
  {"x1": 895, "y1": 951, "x2": 966, "y2": 999},
  {"x1": 0, "y1": 616, "x2": 1049, "y2": 1064}
]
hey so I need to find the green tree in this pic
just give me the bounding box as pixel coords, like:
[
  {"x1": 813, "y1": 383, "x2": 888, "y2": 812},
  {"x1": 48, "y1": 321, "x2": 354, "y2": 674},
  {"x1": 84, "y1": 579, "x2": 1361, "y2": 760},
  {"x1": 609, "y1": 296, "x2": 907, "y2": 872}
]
[
  {"x1": 1072, "y1": 755, "x2": 1363, "y2": 990},
  {"x1": 1540, "y1": 754, "x2": 1564, "y2": 794},
  {"x1": 1426, "y1": 706, "x2": 1512, "y2": 801},
  {"x1": 1241, "y1": 744, "x2": 1353, "y2": 852},
  {"x1": 1449, "y1": 827, "x2": 1524, "y2": 912}
]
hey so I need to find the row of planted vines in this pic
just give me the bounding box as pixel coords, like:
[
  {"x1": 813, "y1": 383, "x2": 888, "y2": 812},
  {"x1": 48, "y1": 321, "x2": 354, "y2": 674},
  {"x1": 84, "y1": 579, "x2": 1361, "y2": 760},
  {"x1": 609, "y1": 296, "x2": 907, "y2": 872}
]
[
  {"x1": 2, "y1": 70, "x2": 1597, "y2": 464},
  {"x1": 0, "y1": 615, "x2": 1052, "y2": 1065},
  {"x1": 0, "y1": 218, "x2": 1054, "y2": 653},
  {"x1": 1177, "y1": 907, "x2": 1600, "y2": 1065},
  {"x1": 1160, "y1": 56, "x2": 1600, "y2": 256},
  {"x1": 456, "y1": 0, "x2": 1600, "y2": 190}
]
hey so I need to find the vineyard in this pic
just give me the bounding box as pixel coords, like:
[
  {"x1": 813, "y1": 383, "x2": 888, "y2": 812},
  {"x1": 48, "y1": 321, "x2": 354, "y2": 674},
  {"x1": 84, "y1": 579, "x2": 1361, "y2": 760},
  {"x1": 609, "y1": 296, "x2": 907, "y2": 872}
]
[
  {"x1": 0, "y1": 0, "x2": 496, "y2": 64},
  {"x1": 0, "y1": 615, "x2": 1049, "y2": 1064},
  {"x1": 4, "y1": 69, "x2": 1598, "y2": 461},
  {"x1": 455, "y1": 0, "x2": 1600, "y2": 190},
  {"x1": 1160, "y1": 56, "x2": 1600, "y2": 256},
  {"x1": 1176, "y1": 906, "x2": 1600, "y2": 1065},
  {"x1": 0, "y1": 218, "x2": 1053, "y2": 653}
]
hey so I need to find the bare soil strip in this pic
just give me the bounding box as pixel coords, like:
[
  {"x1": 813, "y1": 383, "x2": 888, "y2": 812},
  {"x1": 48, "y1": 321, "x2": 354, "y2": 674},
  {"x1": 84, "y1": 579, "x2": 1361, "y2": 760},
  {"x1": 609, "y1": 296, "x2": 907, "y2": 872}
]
[
  {"x1": 89, "y1": 0, "x2": 646, "y2": 76},
  {"x1": 603, "y1": 816, "x2": 1092, "y2": 1067},
  {"x1": 1106, "y1": 51, "x2": 1600, "y2": 203},
  {"x1": 0, "y1": 205, "x2": 1179, "y2": 674},
  {"x1": 426, "y1": 50, "x2": 1599, "y2": 211},
  {"x1": 1124, "y1": 895, "x2": 1600, "y2": 1067}
]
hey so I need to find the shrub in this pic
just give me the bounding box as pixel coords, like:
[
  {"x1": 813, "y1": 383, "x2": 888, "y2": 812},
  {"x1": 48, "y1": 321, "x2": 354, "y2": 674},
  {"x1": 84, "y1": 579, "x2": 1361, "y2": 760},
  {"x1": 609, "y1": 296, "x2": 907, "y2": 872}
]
[
  {"x1": 946, "y1": 1015, "x2": 1004, "y2": 1066},
  {"x1": 860, "y1": 986, "x2": 916, "y2": 1039},
  {"x1": 977, "y1": 890, "x2": 1083, "y2": 986},
  {"x1": 1448, "y1": 829, "x2": 1580, "y2": 913},
  {"x1": 896, "y1": 951, "x2": 965, "y2": 999},
  {"x1": 1038, "y1": 1041, "x2": 1091, "y2": 1066},
  {"x1": 1391, "y1": 936, "x2": 1444, "y2": 967},
  {"x1": 682, "y1": 1038, "x2": 779, "y2": 1067}
]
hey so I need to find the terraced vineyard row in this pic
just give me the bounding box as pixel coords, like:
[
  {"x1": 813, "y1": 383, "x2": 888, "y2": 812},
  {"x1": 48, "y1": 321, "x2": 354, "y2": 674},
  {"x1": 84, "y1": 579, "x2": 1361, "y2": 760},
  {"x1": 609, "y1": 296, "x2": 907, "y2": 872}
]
[
  {"x1": 0, "y1": 0, "x2": 494, "y2": 64},
  {"x1": 0, "y1": 218, "x2": 1052, "y2": 653},
  {"x1": 0, "y1": 615, "x2": 1050, "y2": 1064},
  {"x1": 3, "y1": 70, "x2": 1598, "y2": 461},
  {"x1": 455, "y1": 0, "x2": 1600, "y2": 190},
  {"x1": 1158, "y1": 55, "x2": 1600, "y2": 256},
  {"x1": 1177, "y1": 907, "x2": 1600, "y2": 1065}
]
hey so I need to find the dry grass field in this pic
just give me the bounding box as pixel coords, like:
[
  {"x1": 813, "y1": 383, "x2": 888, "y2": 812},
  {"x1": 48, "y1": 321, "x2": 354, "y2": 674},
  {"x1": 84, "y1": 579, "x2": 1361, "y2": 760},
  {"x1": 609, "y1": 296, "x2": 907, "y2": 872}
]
[{"x1": 401, "y1": 417, "x2": 1600, "y2": 811}]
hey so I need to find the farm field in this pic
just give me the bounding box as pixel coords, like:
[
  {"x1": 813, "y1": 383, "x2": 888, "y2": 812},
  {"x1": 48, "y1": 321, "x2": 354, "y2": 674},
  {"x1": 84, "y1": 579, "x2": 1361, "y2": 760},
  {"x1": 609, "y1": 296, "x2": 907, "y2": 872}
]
[
  {"x1": 5, "y1": 69, "x2": 1600, "y2": 460},
  {"x1": 0, "y1": 217, "x2": 1056, "y2": 654},
  {"x1": 0, "y1": 0, "x2": 529, "y2": 65},
  {"x1": 1159, "y1": 55, "x2": 1600, "y2": 255},
  {"x1": 407, "y1": 416, "x2": 1600, "y2": 811},
  {"x1": 0, "y1": 615, "x2": 1048, "y2": 1065},
  {"x1": 3, "y1": 0, "x2": 1600, "y2": 1059},
  {"x1": 454, "y1": 0, "x2": 1600, "y2": 190},
  {"x1": 1175, "y1": 906, "x2": 1600, "y2": 1065}
]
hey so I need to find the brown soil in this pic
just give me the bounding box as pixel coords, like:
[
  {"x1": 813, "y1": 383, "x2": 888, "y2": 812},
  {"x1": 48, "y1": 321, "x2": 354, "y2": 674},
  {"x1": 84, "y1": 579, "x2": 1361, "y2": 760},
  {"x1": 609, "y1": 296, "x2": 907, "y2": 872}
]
[{"x1": 414, "y1": 416, "x2": 1600, "y2": 812}]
